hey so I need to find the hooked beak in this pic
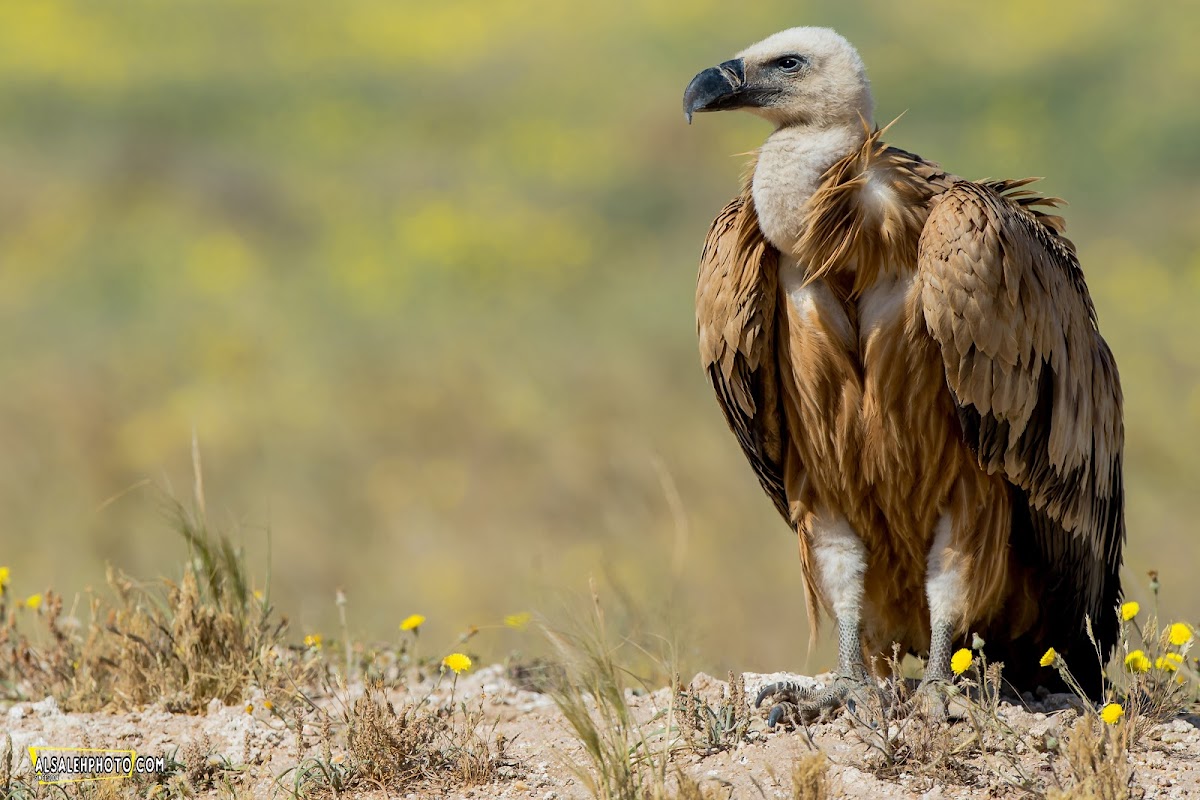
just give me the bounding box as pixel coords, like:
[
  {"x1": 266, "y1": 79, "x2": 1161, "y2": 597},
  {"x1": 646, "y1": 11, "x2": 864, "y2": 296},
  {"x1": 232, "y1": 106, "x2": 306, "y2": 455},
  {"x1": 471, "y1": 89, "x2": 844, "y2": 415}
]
[{"x1": 683, "y1": 59, "x2": 749, "y2": 123}]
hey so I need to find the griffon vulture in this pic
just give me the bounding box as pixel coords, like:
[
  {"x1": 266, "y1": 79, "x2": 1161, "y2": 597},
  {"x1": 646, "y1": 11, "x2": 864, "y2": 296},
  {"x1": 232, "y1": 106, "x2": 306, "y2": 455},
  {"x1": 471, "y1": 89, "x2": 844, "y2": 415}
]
[{"x1": 684, "y1": 28, "x2": 1124, "y2": 719}]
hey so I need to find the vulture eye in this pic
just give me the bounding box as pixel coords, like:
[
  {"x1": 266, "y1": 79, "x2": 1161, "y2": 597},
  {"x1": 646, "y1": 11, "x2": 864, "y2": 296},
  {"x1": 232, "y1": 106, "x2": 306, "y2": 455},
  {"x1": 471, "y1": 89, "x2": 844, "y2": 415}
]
[{"x1": 776, "y1": 56, "x2": 806, "y2": 73}]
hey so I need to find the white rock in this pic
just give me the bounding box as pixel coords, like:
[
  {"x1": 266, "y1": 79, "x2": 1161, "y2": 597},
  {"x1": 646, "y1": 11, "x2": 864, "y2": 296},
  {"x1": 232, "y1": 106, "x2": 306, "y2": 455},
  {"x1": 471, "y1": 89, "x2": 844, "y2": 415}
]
[{"x1": 31, "y1": 697, "x2": 60, "y2": 717}]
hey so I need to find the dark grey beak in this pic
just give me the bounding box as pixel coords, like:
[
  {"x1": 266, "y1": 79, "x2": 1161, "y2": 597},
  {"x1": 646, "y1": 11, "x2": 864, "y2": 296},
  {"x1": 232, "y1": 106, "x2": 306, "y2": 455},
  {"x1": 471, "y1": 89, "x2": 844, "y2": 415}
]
[{"x1": 683, "y1": 59, "x2": 746, "y2": 123}]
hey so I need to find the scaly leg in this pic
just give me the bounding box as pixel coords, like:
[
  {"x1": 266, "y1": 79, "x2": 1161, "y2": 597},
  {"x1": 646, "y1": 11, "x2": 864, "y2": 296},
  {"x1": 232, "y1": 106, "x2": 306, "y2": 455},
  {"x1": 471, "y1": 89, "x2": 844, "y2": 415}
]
[
  {"x1": 757, "y1": 511, "x2": 873, "y2": 727},
  {"x1": 913, "y1": 513, "x2": 967, "y2": 720}
]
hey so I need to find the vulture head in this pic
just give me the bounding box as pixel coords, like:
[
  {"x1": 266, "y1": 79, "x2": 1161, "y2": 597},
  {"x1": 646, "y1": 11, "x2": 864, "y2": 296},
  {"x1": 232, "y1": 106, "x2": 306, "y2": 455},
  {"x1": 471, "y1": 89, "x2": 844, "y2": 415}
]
[{"x1": 683, "y1": 27, "x2": 874, "y2": 130}]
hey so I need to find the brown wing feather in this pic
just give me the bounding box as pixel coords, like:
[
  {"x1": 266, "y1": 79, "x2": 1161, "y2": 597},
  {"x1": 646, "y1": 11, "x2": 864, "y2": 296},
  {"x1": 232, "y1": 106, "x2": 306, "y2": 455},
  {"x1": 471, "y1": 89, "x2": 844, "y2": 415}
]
[
  {"x1": 696, "y1": 184, "x2": 792, "y2": 525},
  {"x1": 916, "y1": 180, "x2": 1125, "y2": 670}
]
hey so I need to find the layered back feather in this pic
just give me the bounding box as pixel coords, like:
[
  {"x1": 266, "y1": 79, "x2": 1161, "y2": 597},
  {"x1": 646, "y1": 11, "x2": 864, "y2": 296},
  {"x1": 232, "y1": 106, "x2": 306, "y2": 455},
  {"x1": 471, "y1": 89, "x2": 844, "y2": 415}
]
[{"x1": 797, "y1": 122, "x2": 950, "y2": 295}]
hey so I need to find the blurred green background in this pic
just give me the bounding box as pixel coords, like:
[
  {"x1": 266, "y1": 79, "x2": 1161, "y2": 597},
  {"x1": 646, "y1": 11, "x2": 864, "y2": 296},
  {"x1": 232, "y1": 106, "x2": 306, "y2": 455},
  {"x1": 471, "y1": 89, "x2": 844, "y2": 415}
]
[{"x1": 1, "y1": 0, "x2": 1197, "y2": 674}]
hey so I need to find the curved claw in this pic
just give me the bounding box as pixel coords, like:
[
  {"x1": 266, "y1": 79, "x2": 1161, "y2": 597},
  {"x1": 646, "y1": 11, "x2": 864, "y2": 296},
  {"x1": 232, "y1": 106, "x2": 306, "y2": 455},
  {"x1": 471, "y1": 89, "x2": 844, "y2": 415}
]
[
  {"x1": 756, "y1": 676, "x2": 873, "y2": 729},
  {"x1": 754, "y1": 680, "x2": 812, "y2": 708}
]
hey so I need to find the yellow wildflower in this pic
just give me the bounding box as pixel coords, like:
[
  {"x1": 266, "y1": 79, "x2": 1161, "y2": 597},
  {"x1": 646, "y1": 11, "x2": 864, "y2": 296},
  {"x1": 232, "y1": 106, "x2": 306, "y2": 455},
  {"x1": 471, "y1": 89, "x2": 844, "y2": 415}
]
[
  {"x1": 264, "y1": 700, "x2": 274, "y2": 711},
  {"x1": 1124, "y1": 649, "x2": 1150, "y2": 673},
  {"x1": 1168, "y1": 622, "x2": 1193, "y2": 647},
  {"x1": 1155, "y1": 653, "x2": 1184, "y2": 672},
  {"x1": 1100, "y1": 703, "x2": 1124, "y2": 725},
  {"x1": 0, "y1": 566, "x2": 9, "y2": 592},
  {"x1": 1039, "y1": 647, "x2": 1058, "y2": 668},
  {"x1": 253, "y1": 589, "x2": 264, "y2": 602},
  {"x1": 950, "y1": 648, "x2": 973, "y2": 676},
  {"x1": 442, "y1": 653, "x2": 472, "y2": 674},
  {"x1": 304, "y1": 634, "x2": 323, "y2": 650},
  {"x1": 504, "y1": 612, "x2": 532, "y2": 630},
  {"x1": 24, "y1": 593, "x2": 42, "y2": 610},
  {"x1": 400, "y1": 614, "x2": 426, "y2": 632},
  {"x1": 244, "y1": 704, "x2": 254, "y2": 714},
  {"x1": 1120, "y1": 601, "x2": 1139, "y2": 621}
]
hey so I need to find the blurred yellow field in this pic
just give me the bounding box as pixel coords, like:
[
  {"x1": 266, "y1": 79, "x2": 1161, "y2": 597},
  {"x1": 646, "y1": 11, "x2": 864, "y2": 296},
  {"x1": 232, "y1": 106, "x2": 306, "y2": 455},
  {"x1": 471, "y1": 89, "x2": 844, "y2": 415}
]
[{"x1": 0, "y1": 0, "x2": 1197, "y2": 678}]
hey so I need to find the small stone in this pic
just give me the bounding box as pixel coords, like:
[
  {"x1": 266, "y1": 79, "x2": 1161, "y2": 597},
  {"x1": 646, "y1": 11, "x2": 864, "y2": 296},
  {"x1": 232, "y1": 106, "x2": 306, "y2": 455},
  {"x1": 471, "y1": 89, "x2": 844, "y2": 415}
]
[{"x1": 31, "y1": 697, "x2": 60, "y2": 717}]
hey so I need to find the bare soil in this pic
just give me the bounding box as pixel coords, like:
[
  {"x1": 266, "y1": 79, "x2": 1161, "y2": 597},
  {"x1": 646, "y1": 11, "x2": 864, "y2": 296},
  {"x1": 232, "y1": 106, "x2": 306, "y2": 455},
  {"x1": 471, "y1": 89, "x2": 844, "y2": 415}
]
[{"x1": 5, "y1": 667, "x2": 1199, "y2": 799}]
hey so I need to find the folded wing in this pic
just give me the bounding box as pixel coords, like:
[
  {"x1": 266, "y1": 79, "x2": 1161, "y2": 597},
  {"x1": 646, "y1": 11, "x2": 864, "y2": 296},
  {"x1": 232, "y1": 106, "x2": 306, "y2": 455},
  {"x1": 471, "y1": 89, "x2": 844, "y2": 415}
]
[
  {"x1": 916, "y1": 179, "x2": 1125, "y2": 660},
  {"x1": 696, "y1": 189, "x2": 792, "y2": 525}
]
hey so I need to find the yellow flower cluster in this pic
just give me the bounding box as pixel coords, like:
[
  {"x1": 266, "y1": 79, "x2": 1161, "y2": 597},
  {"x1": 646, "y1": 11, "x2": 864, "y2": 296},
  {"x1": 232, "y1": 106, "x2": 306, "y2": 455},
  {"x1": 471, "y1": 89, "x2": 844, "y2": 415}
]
[
  {"x1": 1039, "y1": 647, "x2": 1057, "y2": 668},
  {"x1": 400, "y1": 613, "x2": 426, "y2": 632},
  {"x1": 1120, "y1": 601, "x2": 1139, "y2": 621},
  {"x1": 24, "y1": 593, "x2": 42, "y2": 610},
  {"x1": 0, "y1": 565, "x2": 9, "y2": 592},
  {"x1": 1168, "y1": 622, "x2": 1193, "y2": 646},
  {"x1": 304, "y1": 633, "x2": 323, "y2": 650},
  {"x1": 443, "y1": 653, "x2": 472, "y2": 674},
  {"x1": 1100, "y1": 703, "x2": 1124, "y2": 725},
  {"x1": 1124, "y1": 649, "x2": 1150, "y2": 673},
  {"x1": 950, "y1": 648, "x2": 973, "y2": 676},
  {"x1": 1155, "y1": 653, "x2": 1184, "y2": 672}
]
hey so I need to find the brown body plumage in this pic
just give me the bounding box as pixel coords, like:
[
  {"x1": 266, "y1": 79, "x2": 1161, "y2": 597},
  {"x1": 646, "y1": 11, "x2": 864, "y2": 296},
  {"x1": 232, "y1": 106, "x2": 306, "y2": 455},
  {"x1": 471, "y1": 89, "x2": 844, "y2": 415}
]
[{"x1": 688, "y1": 29, "x2": 1124, "y2": 697}]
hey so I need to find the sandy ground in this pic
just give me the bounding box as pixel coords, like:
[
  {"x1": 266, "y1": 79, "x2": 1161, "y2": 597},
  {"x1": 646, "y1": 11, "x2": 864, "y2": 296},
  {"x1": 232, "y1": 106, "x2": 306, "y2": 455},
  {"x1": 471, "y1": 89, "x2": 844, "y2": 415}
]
[{"x1": 4, "y1": 667, "x2": 1199, "y2": 799}]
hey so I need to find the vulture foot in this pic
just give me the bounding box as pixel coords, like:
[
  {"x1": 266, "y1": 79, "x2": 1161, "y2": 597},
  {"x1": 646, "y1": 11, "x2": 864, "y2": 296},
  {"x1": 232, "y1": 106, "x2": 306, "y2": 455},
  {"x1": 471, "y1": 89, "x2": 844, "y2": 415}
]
[
  {"x1": 907, "y1": 679, "x2": 968, "y2": 722},
  {"x1": 754, "y1": 675, "x2": 875, "y2": 728}
]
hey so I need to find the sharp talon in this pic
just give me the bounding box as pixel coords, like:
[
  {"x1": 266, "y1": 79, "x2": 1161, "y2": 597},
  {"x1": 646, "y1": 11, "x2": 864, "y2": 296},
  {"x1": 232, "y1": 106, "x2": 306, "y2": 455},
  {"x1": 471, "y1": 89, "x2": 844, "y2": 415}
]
[
  {"x1": 755, "y1": 680, "x2": 805, "y2": 707},
  {"x1": 757, "y1": 676, "x2": 874, "y2": 729}
]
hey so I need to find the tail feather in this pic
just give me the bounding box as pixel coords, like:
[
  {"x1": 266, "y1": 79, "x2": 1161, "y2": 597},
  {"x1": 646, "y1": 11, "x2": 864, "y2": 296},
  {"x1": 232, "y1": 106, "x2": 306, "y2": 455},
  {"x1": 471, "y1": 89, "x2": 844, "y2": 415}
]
[{"x1": 980, "y1": 485, "x2": 1121, "y2": 699}]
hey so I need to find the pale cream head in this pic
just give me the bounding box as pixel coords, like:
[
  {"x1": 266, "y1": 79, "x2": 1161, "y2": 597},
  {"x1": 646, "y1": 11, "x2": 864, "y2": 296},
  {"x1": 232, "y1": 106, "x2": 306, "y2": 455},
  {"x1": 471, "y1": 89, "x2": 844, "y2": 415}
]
[
  {"x1": 683, "y1": 27, "x2": 874, "y2": 131},
  {"x1": 736, "y1": 27, "x2": 874, "y2": 129}
]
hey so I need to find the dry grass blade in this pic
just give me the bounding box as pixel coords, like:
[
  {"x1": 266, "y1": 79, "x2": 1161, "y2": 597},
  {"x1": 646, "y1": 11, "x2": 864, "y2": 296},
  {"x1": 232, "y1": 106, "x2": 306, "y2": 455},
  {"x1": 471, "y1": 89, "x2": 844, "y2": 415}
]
[
  {"x1": 0, "y1": 467, "x2": 305, "y2": 713},
  {"x1": 790, "y1": 752, "x2": 829, "y2": 800},
  {"x1": 1047, "y1": 715, "x2": 1134, "y2": 800},
  {"x1": 676, "y1": 671, "x2": 754, "y2": 755},
  {"x1": 284, "y1": 679, "x2": 514, "y2": 797},
  {"x1": 542, "y1": 588, "x2": 680, "y2": 800}
]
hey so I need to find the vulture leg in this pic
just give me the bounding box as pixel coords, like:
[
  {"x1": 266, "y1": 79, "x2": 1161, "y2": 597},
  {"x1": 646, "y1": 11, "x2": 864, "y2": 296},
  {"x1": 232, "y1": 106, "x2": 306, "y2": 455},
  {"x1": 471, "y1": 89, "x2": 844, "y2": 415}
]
[
  {"x1": 755, "y1": 512, "x2": 874, "y2": 726},
  {"x1": 913, "y1": 514, "x2": 968, "y2": 721}
]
